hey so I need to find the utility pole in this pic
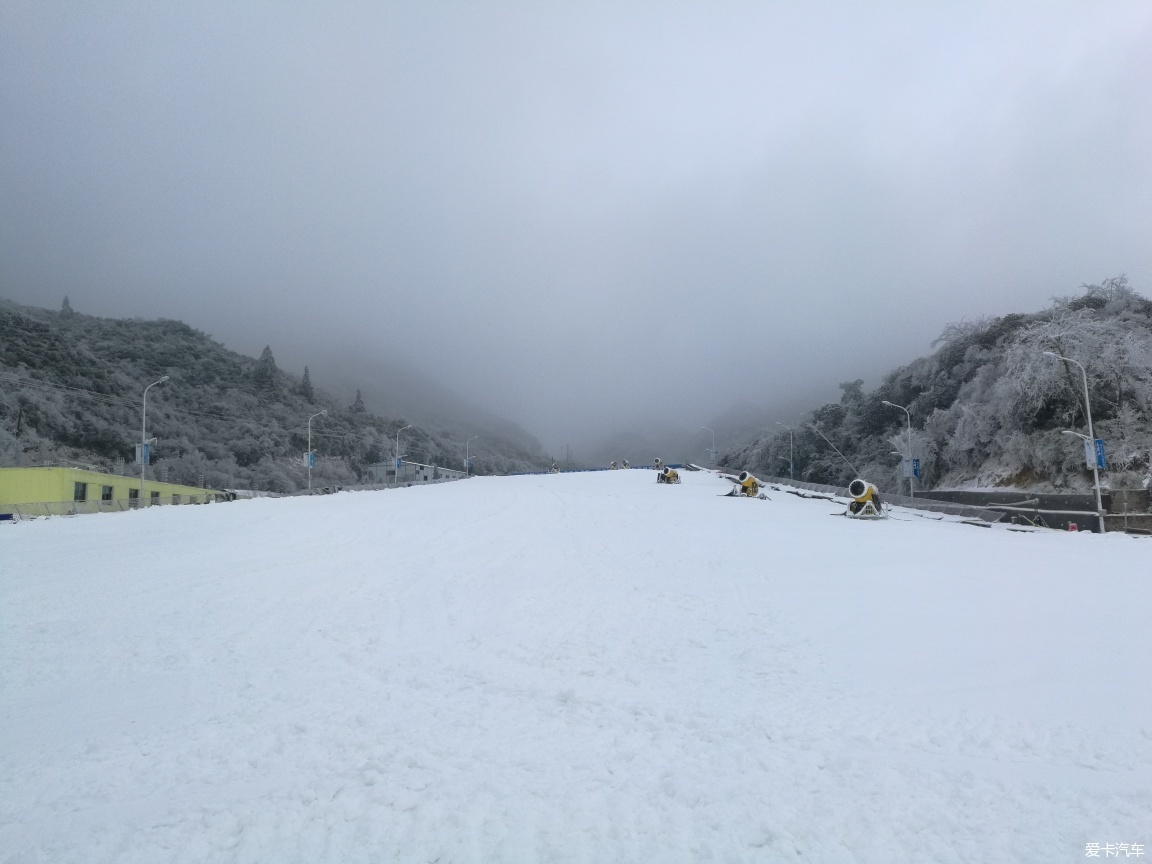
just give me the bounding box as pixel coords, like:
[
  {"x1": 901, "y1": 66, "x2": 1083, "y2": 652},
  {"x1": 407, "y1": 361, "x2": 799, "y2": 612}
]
[
  {"x1": 466, "y1": 436, "x2": 478, "y2": 474},
  {"x1": 141, "y1": 376, "x2": 169, "y2": 505},
  {"x1": 308, "y1": 410, "x2": 328, "y2": 492},
  {"x1": 776, "y1": 422, "x2": 794, "y2": 480},
  {"x1": 395, "y1": 425, "x2": 412, "y2": 485},
  {"x1": 881, "y1": 400, "x2": 914, "y2": 499},
  {"x1": 701, "y1": 427, "x2": 716, "y2": 465},
  {"x1": 1045, "y1": 352, "x2": 1106, "y2": 532}
]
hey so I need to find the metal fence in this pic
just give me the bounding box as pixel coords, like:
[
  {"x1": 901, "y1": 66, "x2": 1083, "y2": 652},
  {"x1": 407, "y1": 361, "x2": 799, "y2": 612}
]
[
  {"x1": 286, "y1": 476, "x2": 468, "y2": 496},
  {"x1": 751, "y1": 475, "x2": 1005, "y2": 524}
]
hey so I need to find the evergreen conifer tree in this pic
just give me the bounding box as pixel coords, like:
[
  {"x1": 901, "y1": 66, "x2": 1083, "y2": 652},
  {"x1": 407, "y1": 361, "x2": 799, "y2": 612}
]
[
  {"x1": 351, "y1": 389, "x2": 366, "y2": 412},
  {"x1": 61, "y1": 296, "x2": 74, "y2": 317},
  {"x1": 254, "y1": 346, "x2": 278, "y2": 389},
  {"x1": 301, "y1": 366, "x2": 315, "y2": 401}
]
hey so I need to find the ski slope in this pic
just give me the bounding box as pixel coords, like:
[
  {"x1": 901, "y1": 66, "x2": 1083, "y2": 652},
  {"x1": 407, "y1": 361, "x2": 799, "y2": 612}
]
[{"x1": 2, "y1": 469, "x2": 1149, "y2": 863}]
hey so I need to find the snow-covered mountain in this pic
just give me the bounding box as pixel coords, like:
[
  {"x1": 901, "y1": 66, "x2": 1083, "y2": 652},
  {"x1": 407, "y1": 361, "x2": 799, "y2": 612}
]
[
  {"x1": 0, "y1": 297, "x2": 551, "y2": 487},
  {"x1": 292, "y1": 344, "x2": 549, "y2": 473},
  {"x1": 722, "y1": 278, "x2": 1152, "y2": 493}
]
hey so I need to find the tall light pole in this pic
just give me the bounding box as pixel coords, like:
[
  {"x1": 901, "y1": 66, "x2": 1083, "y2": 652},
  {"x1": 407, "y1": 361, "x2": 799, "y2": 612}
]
[
  {"x1": 881, "y1": 400, "x2": 914, "y2": 499},
  {"x1": 775, "y1": 422, "x2": 794, "y2": 480},
  {"x1": 701, "y1": 426, "x2": 716, "y2": 464},
  {"x1": 141, "y1": 375, "x2": 168, "y2": 505},
  {"x1": 307, "y1": 409, "x2": 327, "y2": 492},
  {"x1": 466, "y1": 436, "x2": 478, "y2": 474},
  {"x1": 395, "y1": 424, "x2": 412, "y2": 483},
  {"x1": 1045, "y1": 351, "x2": 1105, "y2": 533}
]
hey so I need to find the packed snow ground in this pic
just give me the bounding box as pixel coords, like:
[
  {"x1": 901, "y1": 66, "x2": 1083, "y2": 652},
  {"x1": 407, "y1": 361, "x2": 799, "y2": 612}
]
[{"x1": 2, "y1": 469, "x2": 1149, "y2": 863}]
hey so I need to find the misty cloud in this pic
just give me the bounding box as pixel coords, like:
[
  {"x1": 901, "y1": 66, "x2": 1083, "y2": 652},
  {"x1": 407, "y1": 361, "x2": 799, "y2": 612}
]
[{"x1": 2, "y1": 2, "x2": 1150, "y2": 453}]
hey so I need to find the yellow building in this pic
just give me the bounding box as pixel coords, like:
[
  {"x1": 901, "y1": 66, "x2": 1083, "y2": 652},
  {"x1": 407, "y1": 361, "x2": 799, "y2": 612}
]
[{"x1": 0, "y1": 466, "x2": 224, "y2": 520}]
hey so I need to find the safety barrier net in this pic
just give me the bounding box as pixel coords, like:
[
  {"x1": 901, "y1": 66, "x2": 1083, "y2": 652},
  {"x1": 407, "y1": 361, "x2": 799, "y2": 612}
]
[{"x1": 752, "y1": 476, "x2": 1005, "y2": 524}]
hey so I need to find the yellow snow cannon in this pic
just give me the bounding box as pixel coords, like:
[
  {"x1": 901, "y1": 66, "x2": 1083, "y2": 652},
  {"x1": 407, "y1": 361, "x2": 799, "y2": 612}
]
[
  {"x1": 610, "y1": 461, "x2": 617, "y2": 470},
  {"x1": 657, "y1": 466, "x2": 680, "y2": 484},
  {"x1": 846, "y1": 478, "x2": 886, "y2": 519},
  {"x1": 725, "y1": 470, "x2": 760, "y2": 497}
]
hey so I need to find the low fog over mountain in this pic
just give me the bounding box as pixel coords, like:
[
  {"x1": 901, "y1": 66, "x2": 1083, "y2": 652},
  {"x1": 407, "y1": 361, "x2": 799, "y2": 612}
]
[{"x1": 2, "y1": 3, "x2": 1150, "y2": 454}]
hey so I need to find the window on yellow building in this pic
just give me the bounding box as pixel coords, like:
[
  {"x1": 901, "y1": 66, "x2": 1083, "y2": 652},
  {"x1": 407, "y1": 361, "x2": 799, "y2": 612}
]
[
  {"x1": 73, "y1": 482, "x2": 87, "y2": 502},
  {"x1": 101, "y1": 485, "x2": 113, "y2": 501}
]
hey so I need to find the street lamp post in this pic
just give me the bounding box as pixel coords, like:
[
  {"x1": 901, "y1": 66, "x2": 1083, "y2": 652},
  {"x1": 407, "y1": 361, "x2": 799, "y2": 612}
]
[
  {"x1": 701, "y1": 426, "x2": 716, "y2": 464},
  {"x1": 775, "y1": 422, "x2": 794, "y2": 480},
  {"x1": 466, "y1": 436, "x2": 478, "y2": 473},
  {"x1": 141, "y1": 375, "x2": 169, "y2": 505},
  {"x1": 307, "y1": 409, "x2": 328, "y2": 492},
  {"x1": 1045, "y1": 351, "x2": 1105, "y2": 533},
  {"x1": 881, "y1": 400, "x2": 914, "y2": 499},
  {"x1": 395, "y1": 424, "x2": 412, "y2": 484}
]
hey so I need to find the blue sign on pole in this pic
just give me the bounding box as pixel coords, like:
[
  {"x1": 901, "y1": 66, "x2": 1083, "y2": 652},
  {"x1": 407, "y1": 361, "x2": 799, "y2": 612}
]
[
  {"x1": 309, "y1": 451, "x2": 316, "y2": 468},
  {"x1": 912, "y1": 458, "x2": 921, "y2": 478},
  {"x1": 395, "y1": 457, "x2": 403, "y2": 471},
  {"x1": 1094, "y1": 439, "x2": 1106, "y2": 470}
]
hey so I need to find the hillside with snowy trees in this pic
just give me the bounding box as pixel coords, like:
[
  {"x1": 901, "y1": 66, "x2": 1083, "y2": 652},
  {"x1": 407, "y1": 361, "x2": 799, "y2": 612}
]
[
  {"x1": 723, "y1": 278, "x2": 1152, "y2": 493},
  {"x1": 0, "y1": 298, "x2": 550, "y2": 490}
]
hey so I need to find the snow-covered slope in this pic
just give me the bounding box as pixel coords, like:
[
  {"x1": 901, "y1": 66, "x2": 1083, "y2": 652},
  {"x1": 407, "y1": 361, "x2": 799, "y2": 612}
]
[{"x1": 3, "y1": 470, "x2": 1149, "y2": 862}]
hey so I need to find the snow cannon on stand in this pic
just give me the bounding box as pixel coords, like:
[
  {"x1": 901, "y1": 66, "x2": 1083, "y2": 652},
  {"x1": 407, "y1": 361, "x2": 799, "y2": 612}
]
[
  {"x1": 724, "y1": 471, "x2": 764, "y2": 498},
  {"x1": 846, "y1": 479, "x2": 886, "y2": 519},
  {"x1": 657, "y1": 466, "x2": 680, "y2": 484}
]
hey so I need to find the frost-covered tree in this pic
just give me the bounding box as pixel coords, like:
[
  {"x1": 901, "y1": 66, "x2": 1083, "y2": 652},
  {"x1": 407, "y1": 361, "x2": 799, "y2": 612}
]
[
  {"x1": 930, "y1": 316, "x2": 994, "y2": 349},
  {"x1": 839, "y1": 379, "x2": 864, "y2": 405},
  {"x1": 719, "y1": 277, "x2": 1152, "y2": 492},
  {"x1": 253, "y1": 346, "x2": 279, "y2": 389},
  {"x1": 1, "y1": 297, "x2": 551, "y2": 490},
  {"x1": 60, "y1": 296, "x2": 74, "y2": 318},
  {"x1": 301, "y1": 366, "x2": 315, "y2": 401},
  {"x1": 350, "y1": 389, "x2": 366, "y2": 413},
  {"x1": 1004, "y1": 309, "x2": 1152, "y2": 427}
]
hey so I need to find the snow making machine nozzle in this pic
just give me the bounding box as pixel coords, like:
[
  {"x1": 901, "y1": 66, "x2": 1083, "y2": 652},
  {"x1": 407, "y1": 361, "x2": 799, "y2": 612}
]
[
  {"x1": 846, "y1": 478, "x2": 886, "y2": 519},
  {"x1": 724, "y1": 470, "x2": 762, "y2": 497}
]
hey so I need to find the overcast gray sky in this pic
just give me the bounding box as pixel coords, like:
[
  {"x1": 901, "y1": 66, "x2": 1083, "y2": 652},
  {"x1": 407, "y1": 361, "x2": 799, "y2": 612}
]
[{"x1": 3, "y1": 2, "x2": 1150, "y2": 450}]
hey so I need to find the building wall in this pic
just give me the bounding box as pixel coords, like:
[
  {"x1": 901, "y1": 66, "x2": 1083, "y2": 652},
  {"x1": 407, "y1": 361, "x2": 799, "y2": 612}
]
[
  {"x1": 0, "y1": 466, "x2": 218, "y2": 514},
  {"x1": 364, "y1": 461, "x2": 466, "y2": 485}
]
